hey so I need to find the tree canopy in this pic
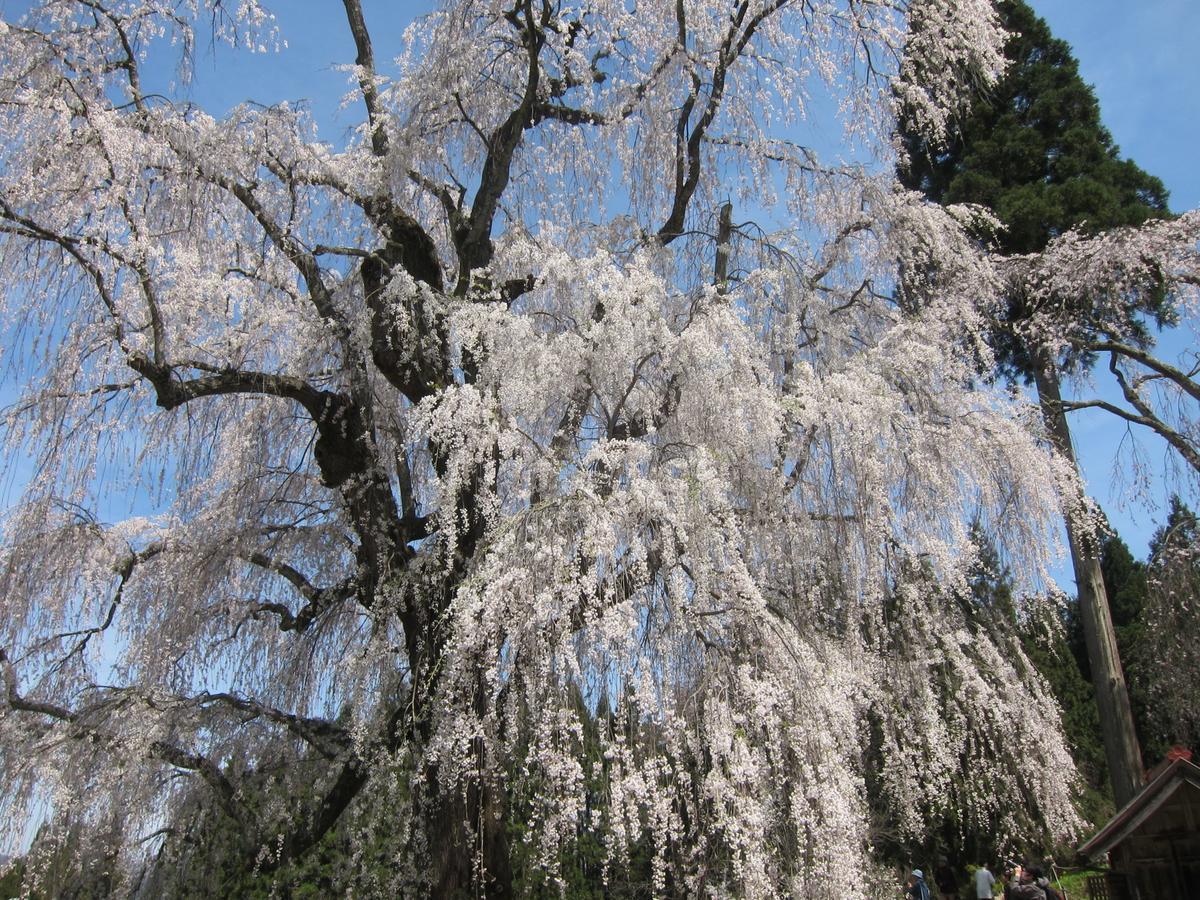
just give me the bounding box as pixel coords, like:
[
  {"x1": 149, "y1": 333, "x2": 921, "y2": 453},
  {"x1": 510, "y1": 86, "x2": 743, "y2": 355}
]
[{"x1": 0, "y1": 1, "x2": 1194, "y2": 895}]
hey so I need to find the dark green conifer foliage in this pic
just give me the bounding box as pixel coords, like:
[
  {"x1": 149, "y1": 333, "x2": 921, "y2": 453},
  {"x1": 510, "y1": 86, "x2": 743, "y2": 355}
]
[
  {"x1": 901, "y1": 0, "x2": 1168, "y2": 255},
  {"x1": 1020, "y1": 608, "x2": 1109, "y2": 827},
  {"x1": 1098, "y1": 530, "x2": 1168, "y2": 758},
  {"x1": 1143, "y1": 496, "x2": 1200, "y2": 747}
]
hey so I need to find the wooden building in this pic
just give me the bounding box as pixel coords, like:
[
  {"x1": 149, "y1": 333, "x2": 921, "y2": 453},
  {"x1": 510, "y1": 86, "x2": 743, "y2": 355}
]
[{"x1": 1078, "y1": 751, "x2": 1200, "y2": 900}]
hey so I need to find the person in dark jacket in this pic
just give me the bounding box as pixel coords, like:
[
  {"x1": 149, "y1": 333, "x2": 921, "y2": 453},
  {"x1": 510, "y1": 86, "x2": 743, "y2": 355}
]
[
  {"x1": 1005, "y1": 864, "x2": 1046, "y2": 900},
  {"x1": 934, "y1": 857, "x2": 958, "y2": 899},
  {"x1": 1028, "y1": 865, "x2": 1062, "y2": 900}
]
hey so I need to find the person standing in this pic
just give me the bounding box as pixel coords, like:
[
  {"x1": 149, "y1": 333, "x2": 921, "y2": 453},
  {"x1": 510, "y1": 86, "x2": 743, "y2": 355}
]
[
  {"x1": 935, "y1": 857, "x2": 959, "y2": 899},
  {"x1": 906, "y1": 869, "x2": 932, "y2": 900},
  {"x1": 1006, "y1": 864, "x2": 1046, "y2": 900},
  {"x1": 975, "y1": 863, "x2": 997, "y2": 899}
]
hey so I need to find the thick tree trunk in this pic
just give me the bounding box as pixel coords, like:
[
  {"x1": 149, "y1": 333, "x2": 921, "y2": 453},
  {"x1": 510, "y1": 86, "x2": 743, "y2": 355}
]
[{"x1": 1033, "y1": 352, "x2": 1144, "y2": 808}]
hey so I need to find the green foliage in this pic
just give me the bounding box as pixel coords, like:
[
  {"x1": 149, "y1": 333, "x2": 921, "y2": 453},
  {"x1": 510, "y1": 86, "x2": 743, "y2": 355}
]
[
  {"x1": 1013, "y1": 504, "x2": 1200, "y2": 830},
  {"x1": 966, "y1": 525, "x2": 1017, "y2": 620},
  {"x1": 1141, "y1": 496, "x2": 1200, "y2": 747},
  {"x1": 1052, "y1": 865, "x2": 1107, "y2": 898},
  {"x1": 1012, "y1": 517, "x2": 1176, "y2": 828},
  {"x1": 0, "y1": 858, "x2": 25, "y2": 900},
  {"x1": 1019, "y1": 602, "x2": 1111, "y2": 829},
  {"x1": 504, "y1": 684, "x2": 608, "y2": 899},
  {"x1": 138, "y1": 745, "x2": 408, "y2": 899},
  {"x1": 1098, "y1": 529, "x2": 1169, "y2": 763},
  {"x1": 964, "y1": 536, "x2": 1111, "y2": 836},
  {"x1": 140, "y1": 693, "x2": 675, "y2": 899},
  {"x1": 859, "y1": 541, "x2": 1071, "y2": 870}
]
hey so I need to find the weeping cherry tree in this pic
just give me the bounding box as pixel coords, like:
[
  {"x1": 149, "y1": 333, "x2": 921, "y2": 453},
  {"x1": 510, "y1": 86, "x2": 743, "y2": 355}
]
[{"x1": 2, "y1": 0, "x2": 1177, "y2": 895}]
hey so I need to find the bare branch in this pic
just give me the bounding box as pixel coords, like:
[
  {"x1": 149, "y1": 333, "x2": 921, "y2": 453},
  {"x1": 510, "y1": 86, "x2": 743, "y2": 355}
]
[
  {"x1": 1079, "y1": 338, "x2": 1200, "y2": 404},
  {"x1": 242, "y1": 552, "x2": 357, "y2": 634},
  {"x1": 193, "y1": 691, "x2": 350, "y2": 759}
]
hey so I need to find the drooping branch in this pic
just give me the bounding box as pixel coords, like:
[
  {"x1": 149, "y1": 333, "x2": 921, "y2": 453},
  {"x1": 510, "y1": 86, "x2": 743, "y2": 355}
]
[
  {"x1": 1, "y1": 650, "x2": 248, "y2": 826},
  {"x1": 125, "y1": 354, "x2": 327, "y2": 413},
  {"x1": 217, "y1": 179, "x2": 350, "y2": 342},
  {"x1": 1061, "y1": 395, "x2": 1200, "y2": 476},
  {"x1": 243, "y1": 552, "x2": 358, "y2": 634},
  {"x1": 0, "y1": 200, "x2": 127, "y2": 348},
  {"x1": 122, "y1": 352, "x2": 408, "y2": 604},
  {"x1": 0, "y1": 648, "x2": 77, "y2": 723},
  {"x1": 255, "y1": 680, "x2": 416, "y2": 875},
  {"x1": 124, "y1": 355, "x2": 360, "y2": 486},
  {"x1": 146, "y1": 741, "x2": 247, "y2": 827},
  {"x1": 193, "y1": 692, "x2": 350, "y2": 760},
  {"x1": 41, "y1": 543, "x2": 165, "y2": 668},
  {"x1": 263, "y1": 751, "x2": 370, "y2": 872}
]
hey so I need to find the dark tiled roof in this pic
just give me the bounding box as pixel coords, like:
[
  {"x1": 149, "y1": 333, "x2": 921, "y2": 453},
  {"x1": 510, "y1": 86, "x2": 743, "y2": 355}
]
[{"x1": 1078, "y1": 757, "x2": 1200, "y2": 860}]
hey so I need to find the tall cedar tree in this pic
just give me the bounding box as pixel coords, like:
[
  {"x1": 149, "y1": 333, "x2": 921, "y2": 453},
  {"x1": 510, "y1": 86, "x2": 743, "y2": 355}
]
[
  {"x1": 899, "y1": 0, "x2": 1169, "y2": 807},
  {"x1": 1099, "y1": 530, "x2": 1165, "y2": 760},
  {"x1": 1055, "y1": 520, "x2": 1168, "y2": 820}
]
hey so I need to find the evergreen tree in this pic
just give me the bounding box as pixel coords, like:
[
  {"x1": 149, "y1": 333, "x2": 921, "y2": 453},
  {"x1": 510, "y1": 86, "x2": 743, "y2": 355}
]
[
  {"x1": 1142, "y1": 497, "x2": 1200, "y2": 747},
  {"x1": 1048, "y1": 516, "x2": 1192, "y2": 816},
  {"x1": 1149, "y1": 496, "x2": 1200, "y2": 565},
  {"x1": 899, "y1": 0, "x2": 1172, "y2": 807}
]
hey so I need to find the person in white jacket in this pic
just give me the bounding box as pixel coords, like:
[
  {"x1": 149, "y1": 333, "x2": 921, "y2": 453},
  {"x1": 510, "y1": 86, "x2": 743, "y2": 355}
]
[{"x1": 975, "y1": 863, "x2": 997, "y2": 899}]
